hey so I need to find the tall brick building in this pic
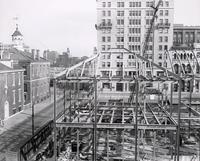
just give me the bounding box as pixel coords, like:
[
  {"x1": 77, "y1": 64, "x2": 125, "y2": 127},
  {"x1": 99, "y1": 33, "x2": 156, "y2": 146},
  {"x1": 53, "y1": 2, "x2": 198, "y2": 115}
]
[
  {"x1": 6, "y1": 48, "x2": 51, "y2": 106},
  {"x1": 0, "y1": 63, "x2": 24, "y2": 120}
]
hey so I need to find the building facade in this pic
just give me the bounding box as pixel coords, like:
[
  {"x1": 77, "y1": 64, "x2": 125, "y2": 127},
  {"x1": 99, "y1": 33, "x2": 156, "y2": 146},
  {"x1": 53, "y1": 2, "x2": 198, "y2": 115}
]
[
  {"x1": 173, "y1": 24, "x2": 200, "y2": 48},
  {"x1": 0, "y1": 63, "x2": 24, "y2": 120},
  {"x1": 96, "y1": 0, "x2": 174, "y2": 76},
  {"x1": 9, "y1": 49, "x2": 51, "y2": 106}
]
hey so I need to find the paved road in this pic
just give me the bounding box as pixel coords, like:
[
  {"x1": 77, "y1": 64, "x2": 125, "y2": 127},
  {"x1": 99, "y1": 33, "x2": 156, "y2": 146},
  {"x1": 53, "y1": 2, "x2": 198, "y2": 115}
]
[{"x1": 0, "y1": 93, "x2": 67, "y2": 156}]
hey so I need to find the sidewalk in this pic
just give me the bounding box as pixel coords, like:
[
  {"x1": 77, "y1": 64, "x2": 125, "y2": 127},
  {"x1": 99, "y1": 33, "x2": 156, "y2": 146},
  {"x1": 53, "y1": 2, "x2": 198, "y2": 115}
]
[{"x1": 0, "y1": 88, "x2": 63, "y2": 135}]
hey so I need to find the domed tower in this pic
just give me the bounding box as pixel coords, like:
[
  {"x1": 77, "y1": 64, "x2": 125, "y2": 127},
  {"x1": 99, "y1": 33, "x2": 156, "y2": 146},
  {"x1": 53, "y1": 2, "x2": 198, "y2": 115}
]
[{"x1": 12, "y1": 25, "x2": 24, "y2": 51}]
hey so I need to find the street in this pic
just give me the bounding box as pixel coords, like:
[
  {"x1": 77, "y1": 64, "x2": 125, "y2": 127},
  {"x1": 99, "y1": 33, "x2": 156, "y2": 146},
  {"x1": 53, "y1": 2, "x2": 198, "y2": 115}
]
[{"x1": 0, "y1": 90, "x2": 67, "y2": 157}]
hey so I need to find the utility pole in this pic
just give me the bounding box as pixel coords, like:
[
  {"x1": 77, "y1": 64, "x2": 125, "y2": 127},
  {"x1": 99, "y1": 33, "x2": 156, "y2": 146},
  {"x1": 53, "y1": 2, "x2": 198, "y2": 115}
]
[
  {"x1": 53, "y1": 79, "x2": 57, "y2": 161},
  {"x1": 32, "y1": 102, "x2": 35, "y2": 136}
]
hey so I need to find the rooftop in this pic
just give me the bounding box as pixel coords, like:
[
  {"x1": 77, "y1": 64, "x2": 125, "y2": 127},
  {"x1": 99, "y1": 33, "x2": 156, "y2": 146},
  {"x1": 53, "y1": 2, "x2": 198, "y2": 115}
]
[{"x1": 11, "y1": 26, "x2": 23, "y2": 37}]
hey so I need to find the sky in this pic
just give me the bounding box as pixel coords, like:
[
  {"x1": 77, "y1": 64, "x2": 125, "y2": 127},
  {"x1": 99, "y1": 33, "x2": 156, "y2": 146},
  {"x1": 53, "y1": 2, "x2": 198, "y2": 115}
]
[{"x1": 0, "y1": 0, "x2": 200, "y2": 57}]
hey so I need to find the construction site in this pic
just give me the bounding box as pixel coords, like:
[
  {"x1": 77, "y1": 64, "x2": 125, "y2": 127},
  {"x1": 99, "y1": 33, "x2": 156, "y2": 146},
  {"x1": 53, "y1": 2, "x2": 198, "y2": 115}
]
[{"x1": 2, "y1": 0, "x2": 200, "y2": 161}]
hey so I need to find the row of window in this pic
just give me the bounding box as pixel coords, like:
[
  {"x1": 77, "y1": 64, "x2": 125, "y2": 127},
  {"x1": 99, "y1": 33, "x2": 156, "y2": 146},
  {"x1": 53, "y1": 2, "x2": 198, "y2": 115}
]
[
  {"x1": 159, "y1": 36, "x2": 168, "y2": 43},
  {"x1": 129, "y1": 36, "x2": 141, "y2": 42},
  {"x1": 101, "y1": 18, "x2": 169, "y2": 26},
  {"x1": 101, "y1": 44, "x2": 169, "y2": 51},
  {"x1": 4, "y1": 72, "x2": 22, "y2": 88},
  {"x1": 102, "y1": 1, "x2": 170, "y2": 8},
  {"x1": 103, "y1": 9, "x2": 169, "y2": 17}
]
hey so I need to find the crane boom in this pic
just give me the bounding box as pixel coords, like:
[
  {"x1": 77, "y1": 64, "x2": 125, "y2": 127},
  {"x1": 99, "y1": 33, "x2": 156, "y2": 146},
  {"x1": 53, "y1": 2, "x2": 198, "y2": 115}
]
[{"x1": 142, "y1": 0, "x2": 162, "y2": 57}]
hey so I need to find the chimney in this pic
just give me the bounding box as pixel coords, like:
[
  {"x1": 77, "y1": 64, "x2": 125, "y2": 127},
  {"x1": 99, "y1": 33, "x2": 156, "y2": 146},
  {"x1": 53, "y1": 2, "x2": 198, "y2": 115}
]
[
  {"x1": 31, "y1": 49, "x2": 36, "y2": 59},
  {"x1": 43, "y1": 50, "x2": 47, "y2": 59},
  {"x1": 36, "y1": 49, "x2": 40, "y2": 60}
]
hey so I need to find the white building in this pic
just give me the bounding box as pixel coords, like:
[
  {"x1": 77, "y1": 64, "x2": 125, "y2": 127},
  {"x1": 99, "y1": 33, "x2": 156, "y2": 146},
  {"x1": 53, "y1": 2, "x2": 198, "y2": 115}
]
[
  {"x1": 96, "y1": 0, "x2": 174, "y2": 77},
  {"x1": 96, "y1": 0, "x2": 174, "y2": 101}
]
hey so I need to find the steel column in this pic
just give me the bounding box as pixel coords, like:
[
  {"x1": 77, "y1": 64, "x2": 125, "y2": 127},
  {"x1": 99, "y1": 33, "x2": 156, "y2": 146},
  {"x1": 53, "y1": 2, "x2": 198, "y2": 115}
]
[{"x1": 135, "y1": 79, "x2": 139, "y2": 161}]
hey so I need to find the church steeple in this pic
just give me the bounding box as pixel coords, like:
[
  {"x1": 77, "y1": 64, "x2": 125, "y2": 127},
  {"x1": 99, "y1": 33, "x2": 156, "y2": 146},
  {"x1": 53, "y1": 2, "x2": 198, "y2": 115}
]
[
  {"x1": 12, "y1": 24, "x2": 23, "y2": 37},
  {"x1": 12, "y1": 24, "x2": 24, "y2": 51}
]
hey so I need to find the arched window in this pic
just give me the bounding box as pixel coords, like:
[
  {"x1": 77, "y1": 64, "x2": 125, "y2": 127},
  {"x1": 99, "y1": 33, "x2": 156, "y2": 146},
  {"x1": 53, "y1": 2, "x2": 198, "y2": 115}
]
[
  {"x1": 173, "y1": 53, "x2": 176, "y2": 59},
  {"x1": 174, "y1": 64, "x2": 179, "y2": 74},
  {"x1": 180, "y1": 53, "x2": 183, "y2": 60},
  {"x1": 182, "y1": 64, "x2": 186, "y2": 73},
  {"x1": 187, "y1": 64, "x2": 192, "y2": 73},
  {"x1": 184, "y1": 53, "x2": 187, "y2": 60},
  {"x1": 190, "y1": 54, "x2": 193, "y2": 59}
]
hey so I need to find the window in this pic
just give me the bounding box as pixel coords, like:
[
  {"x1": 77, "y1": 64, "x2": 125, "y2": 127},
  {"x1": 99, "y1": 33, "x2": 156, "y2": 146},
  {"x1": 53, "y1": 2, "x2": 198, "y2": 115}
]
[
  {"x1": 160, "y1": 10, "x2": 163, "y2": 16},
  {"x1": 102, "y1": 54, "x2": 106, "y2": 59},
  {"x1": 102, "y1": 2, "x2": 106, "y2": 7},
  {"x1": 129, "y1": 19, "x2": 141, "y2": 25},
  {"x1": 107, "y1": 54, "x2": 111, "y2": 59},
  {"x1": 165, "y1": 1, "x2": 169, "y2": 7},
  {"x1": 102, "y1": 11, "x2": 106, "y2": 16},
  {"x1": 18, "y1": 72, "x2": 21, "y2": 85},
  {"x1": 164, "y1": 36, "x2": 168, "y2": 42},
  {"x1": 129, "y1": 28, "x2": 141, "y2": 34},
  {"x1": 13, "y1": 90, "x2": 15, "y2": 104},
  {"x1": 116, "y1": 83, "x2": 123, "y2": 91},
  {"x1": 130, "y1": 10, "x2": 141, "y2": 16},
  {"x1": 12, "y1": 73, "x2": 15, "y2": 86},
  {"x1": 107, "y1": 62, "x2": 110, "y2": 67},
  {"x1": 102, "y1": 45, "x2": 106, "y2": 51},
  {"x1": 107, "y1": 45, "x2": 111, "y2": 50},
  {"x1": 117, "y1": 2, "x2": 124, "y2": 7},
  {"x1": 108, "y1": 2, "x2": 111, "y2": 7},
  {"x1": 146, "y1": 1, "x2": 154, "y2": 7},
  {"x1": 160, "y1": 1, "x2": 163, "y2": 7},
  {"x1": 103, "y1": 83, "x2": 111, "y2": 89},
  {"x1": 117, "y1": 62, "x2": 123, "y2": 67},
  {"x1": 107, "y1": 11, "x2": 111, "y2": 16},
  {"x1": 117, "y1": 19, "x2": 124, "y2": 25},
  {"x1": 158, "y1": 53, "x2": 162, "y2": 59},
  {"x1": 158, "y1": 62, "x2": 162, "y2": 67},
  {"x1": 165, "y1": 10, "x2": 169, "y2": 16},
  {"x1": 165, "y1": 19, "x2": 169, "y2": 24},
  {"x1": 130, "y1": 2, "x2": 141, "y2": 7},
  {"x1": 117, "y1": 11, "x2": 124, "y2": 16},
  {"x1": 117, "y1": 37, "x2": 124, "y2": 42},
  {"x1": 164, "y1": 45, "x2": 168, "y2": 50},
  {"x1": 159, "y1": 45, "x2": 162, "y2": 51},
  {"x1": 117, "y1": 45, "x2": 124, "y2": 49},
  {"x1": 102, "y1": 36, "x2": 106, "y2": 42},
  {"x1": 107, "y1": 36, "x2": 111, "y2": 42},
  {"x1": 102, "y1": 62, "x2": 106, "y2": 68},
  {"x1": 24, "y1": 83, "x2": 28, "y2": 92},
  {"x1": 18, "y1": 89, "x2": 21, "y2": 102},
  {"x1": 159, "y1": 36, "x2": 163, "y2": 42},
  {"x1": 117, "y1": 28, "x2": 124, "y2": 34},
  {"x1": 129, "y1": 37, "x2": 140, "y2": 42}
]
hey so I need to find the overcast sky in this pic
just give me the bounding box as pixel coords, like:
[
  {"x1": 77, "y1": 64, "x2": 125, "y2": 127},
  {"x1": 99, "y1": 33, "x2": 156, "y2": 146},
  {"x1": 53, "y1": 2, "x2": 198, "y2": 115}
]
[{"x1": 0, "y1": 0, "x2": 200, "y2": 57}]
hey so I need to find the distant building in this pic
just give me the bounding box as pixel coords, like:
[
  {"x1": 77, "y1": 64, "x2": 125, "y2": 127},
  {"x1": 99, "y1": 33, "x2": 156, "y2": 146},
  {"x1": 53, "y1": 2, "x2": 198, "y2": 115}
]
[
  {"x1": 0, "y1": 25, "x2": 30, "y2": 54},
  {"x1": 173, "y1": 24, "x2": 200, "y2": 49},
  {"x1": 43, "y1": 50, "x2": 59, "y2": 66},
  {"x1": 0, "y1": 62, "x2": 24, "y2": 120}
]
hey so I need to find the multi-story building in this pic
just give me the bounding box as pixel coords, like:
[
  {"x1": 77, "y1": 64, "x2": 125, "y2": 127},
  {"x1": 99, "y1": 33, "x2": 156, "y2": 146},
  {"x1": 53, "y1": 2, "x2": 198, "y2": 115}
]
[
  {"x1": 96, "y1": 0, "x2": 174, "y2": 101},
  {"x1": 1, "y1": 26, "x2": 50, "y2": 107},
  {"x1": 43, "y1": 50, "x2": 59, "y2": 66},
  {"x1": 0, "y1": 62, "x2": 24, "y2": 120},
  {"x1": 8, "y1": 48, "x2": 51, "y2": 106},
  {"x1": 96, "y1": 0, "x2": 174, "y2": 77},
  {"x1": 173, "y1": 24, "x2": 200, "y2": 49}
]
